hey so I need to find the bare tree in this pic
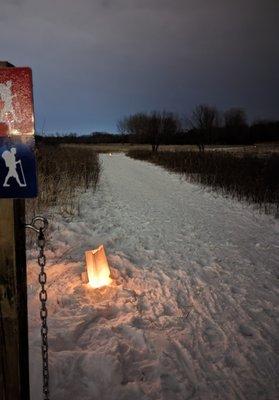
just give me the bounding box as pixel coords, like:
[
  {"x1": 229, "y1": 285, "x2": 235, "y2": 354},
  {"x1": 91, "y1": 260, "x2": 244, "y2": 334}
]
[
  {"x1": 224, "y1": 108, "x2": 247, "y2": 129},
  {"x1": 117, "y1": 111, "x2": 180, "y2": 151},
  {"x1": 116, "y1": 117, "x2": 128, "y2": 135},
  {"x1": 190, "y1": 104, "x2": 219, "y2": 130},
  {"x1": 117, "y1": 113, "x2": 148, "y2": 142},
  {"x1": 149, "y1": 111, "x2": 179, "y2": 152},
  {"x1": 188, "y1": 104, "x2": 219, "y2": 150}
]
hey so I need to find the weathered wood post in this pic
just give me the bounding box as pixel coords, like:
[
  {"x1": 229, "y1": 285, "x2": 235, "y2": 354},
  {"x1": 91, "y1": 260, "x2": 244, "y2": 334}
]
[
  {"x1": 0, "y1": 198, "x2": 29, "y2": 399},
  {"x1": 0, "y1": 61, "x2": 37, "y2": 399}
]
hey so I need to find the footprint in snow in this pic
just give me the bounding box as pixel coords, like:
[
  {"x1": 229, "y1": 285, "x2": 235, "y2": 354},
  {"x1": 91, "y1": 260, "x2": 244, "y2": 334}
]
[{"x1": 239, "y1": 324, "x2": 256, "y2": 337}]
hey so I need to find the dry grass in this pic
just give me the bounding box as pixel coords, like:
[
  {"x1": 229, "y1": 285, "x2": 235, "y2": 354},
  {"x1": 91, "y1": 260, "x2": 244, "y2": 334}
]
[
  {"x1": 63, "y1": 143, "x2": 151, "y2": 153},
  {"x1": 128, "y1": 149, "x2": 279, "y2": 214},
  {"x1": 63, "y1": 142, "x2": 279, "y2": 155},
  {"x1": 26, "y1": 144, "x2": 100, "y2": 218}
]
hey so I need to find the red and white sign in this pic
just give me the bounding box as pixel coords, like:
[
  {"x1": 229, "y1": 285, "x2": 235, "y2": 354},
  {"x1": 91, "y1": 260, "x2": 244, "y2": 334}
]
[{"x1": 0, "y1": 67, "x2": 35, "y2": 137}]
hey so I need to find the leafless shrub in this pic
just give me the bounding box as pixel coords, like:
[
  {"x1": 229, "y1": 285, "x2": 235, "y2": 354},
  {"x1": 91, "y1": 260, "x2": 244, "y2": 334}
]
[
  {"x1": 26, "y1": 144, "x2": 100, "y2": 218},
  {"x1": 128, "y1": 150, "x2": 279, "y2": 214}
]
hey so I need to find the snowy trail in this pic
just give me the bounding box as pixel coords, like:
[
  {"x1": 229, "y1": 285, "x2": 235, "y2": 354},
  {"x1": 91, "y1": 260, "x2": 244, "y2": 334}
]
[{"x1": 28, "y1": 154, "x2": 279, "y2": 400}]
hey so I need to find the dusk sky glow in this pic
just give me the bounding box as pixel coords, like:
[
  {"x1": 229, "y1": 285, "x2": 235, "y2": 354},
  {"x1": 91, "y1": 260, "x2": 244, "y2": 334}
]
[{"x1": 1, "y1": 0, "x2": 278, "y2": 134}]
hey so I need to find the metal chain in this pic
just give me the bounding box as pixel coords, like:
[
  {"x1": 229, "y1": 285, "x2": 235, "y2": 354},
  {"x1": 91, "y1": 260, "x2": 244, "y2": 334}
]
[
  {"x1": 26, "y1": 217, "x2": 49, "y2": 399},
  {"x1": 37, "y1": 226, "x2": 49, "y2": 400}
]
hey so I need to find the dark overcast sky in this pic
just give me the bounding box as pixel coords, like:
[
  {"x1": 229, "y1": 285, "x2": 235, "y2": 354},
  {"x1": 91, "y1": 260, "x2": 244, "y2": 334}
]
[{"x1": 1, "y1": 0, "x2": 278, "y2": 133}]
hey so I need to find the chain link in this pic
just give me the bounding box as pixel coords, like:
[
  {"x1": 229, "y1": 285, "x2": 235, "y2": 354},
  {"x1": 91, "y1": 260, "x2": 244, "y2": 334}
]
[
  {"x1": 26, "y1": 217, "x2": 49, "y2": 399},
  {"x1": 37, "y1": 226, "x2": 50, "y2": 400}
]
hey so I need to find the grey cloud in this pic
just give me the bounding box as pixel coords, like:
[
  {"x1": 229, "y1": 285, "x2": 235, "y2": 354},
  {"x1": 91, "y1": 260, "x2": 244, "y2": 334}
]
[{"x1": 0, "y1": 0, "x2": 278, "y2": 133}]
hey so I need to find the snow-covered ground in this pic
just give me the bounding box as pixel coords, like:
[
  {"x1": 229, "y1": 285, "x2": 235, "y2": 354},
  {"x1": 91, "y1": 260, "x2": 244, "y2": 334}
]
[{"x1": 28, "y1": 154, "x2": 279, "y2": 400}]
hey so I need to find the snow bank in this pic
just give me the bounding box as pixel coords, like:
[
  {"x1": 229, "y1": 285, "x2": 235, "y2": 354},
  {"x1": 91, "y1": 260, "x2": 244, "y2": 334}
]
[{"x1": 28, "y1": 154, "x2": 279, "y2": 399}]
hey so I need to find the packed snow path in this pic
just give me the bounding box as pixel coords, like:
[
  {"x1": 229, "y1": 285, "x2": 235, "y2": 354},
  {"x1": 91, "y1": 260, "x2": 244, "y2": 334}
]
[{"x1": 28, "y1": 154, "x2": 279, "y2": 400}]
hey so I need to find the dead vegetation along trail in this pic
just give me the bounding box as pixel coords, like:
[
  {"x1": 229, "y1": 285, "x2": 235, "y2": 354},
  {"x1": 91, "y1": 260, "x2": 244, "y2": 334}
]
[{"x1": 128, "y1": 149, "x2": 279, "y2": 214}]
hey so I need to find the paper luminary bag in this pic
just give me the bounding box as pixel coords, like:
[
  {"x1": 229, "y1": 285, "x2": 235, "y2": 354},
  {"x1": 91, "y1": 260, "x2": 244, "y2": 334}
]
[
  {"x1": 0, "y1": 67, "x2": 37, "y2": 198},
  {"x1": 82, "y1": 245, "x2": 112, "y2": 288}
]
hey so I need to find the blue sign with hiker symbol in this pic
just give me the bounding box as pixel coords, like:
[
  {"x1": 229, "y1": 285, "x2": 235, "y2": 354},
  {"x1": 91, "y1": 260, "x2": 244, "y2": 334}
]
[{"x1": 0, "y1": 137, "x2": 37, "y2": 198}]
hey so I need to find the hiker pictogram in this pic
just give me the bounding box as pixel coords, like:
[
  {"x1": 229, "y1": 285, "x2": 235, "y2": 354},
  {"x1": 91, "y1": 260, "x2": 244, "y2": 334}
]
[{"x1": 2, "y1": 147, "x2": 26, "y2": 187}]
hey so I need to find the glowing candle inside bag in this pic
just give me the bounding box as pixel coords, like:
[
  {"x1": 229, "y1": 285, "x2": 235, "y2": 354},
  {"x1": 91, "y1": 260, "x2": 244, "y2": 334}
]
[{"x1": 85, "y1": 245, "x2": 112, "y2": 288}]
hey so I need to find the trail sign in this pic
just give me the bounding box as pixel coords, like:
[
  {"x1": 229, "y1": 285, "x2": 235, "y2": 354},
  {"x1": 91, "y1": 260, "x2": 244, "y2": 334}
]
[
  {"x1": 0, "y1": 62, "x2": 31, "y2": 400},
  {"x1": 0, "y1": 67, "x2": 37, "y2": 198}
]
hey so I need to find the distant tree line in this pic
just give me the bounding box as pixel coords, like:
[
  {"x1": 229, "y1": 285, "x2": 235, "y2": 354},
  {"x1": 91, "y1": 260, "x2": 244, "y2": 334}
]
[
  {"x1": 36, "y1": 131, "x2": 128, "y2": 145},
  {"x1": 36, "y1": 104, "x2": 279, "y2": 150},
  {"x1": 117, "y1": 106, "x2": 279, "y2": 151}
]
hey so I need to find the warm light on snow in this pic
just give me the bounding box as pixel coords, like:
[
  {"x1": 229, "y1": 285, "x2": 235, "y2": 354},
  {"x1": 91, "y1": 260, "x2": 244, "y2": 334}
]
[{"x1": 85, "y1": 245, "x2": 112, "y2": 288}]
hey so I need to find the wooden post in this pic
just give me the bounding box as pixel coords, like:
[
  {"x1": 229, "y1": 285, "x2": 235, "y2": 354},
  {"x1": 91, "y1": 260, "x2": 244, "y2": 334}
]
[{"x1": 0, "y1": 62, "x2": 30, "y2": 399}]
